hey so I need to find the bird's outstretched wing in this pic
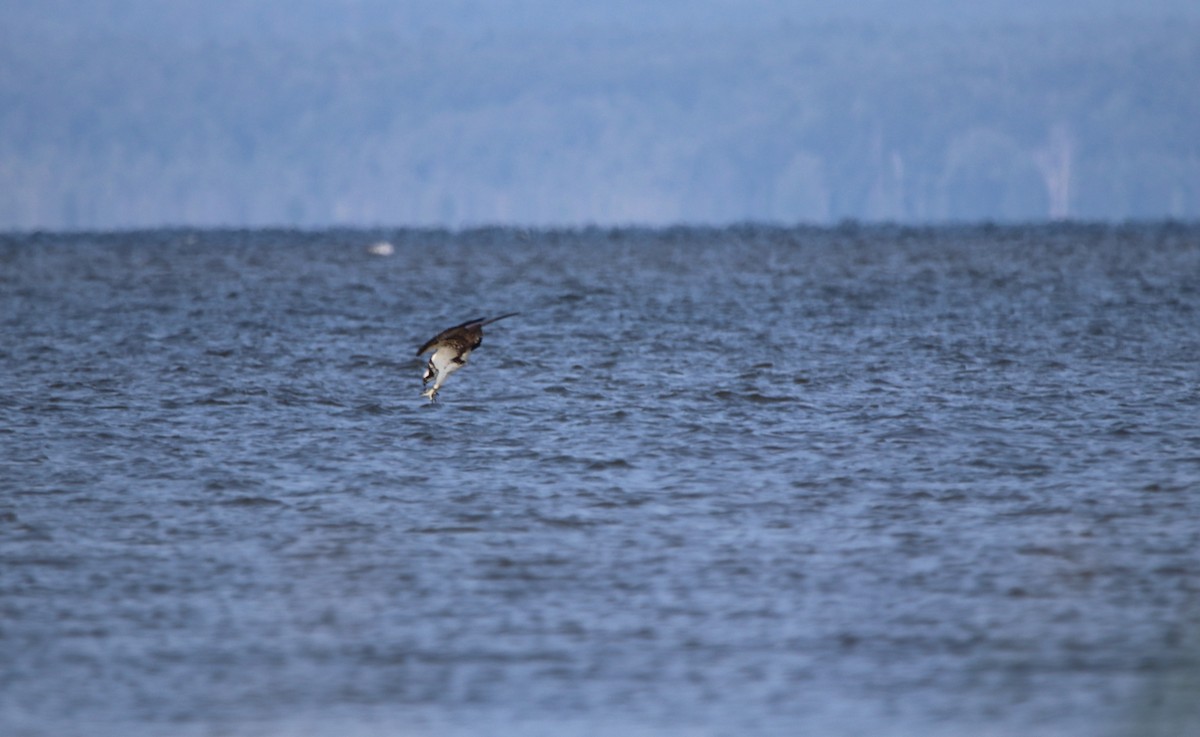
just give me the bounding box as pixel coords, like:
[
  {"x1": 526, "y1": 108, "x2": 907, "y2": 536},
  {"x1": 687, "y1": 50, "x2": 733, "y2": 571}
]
[
  {"x1": 415, "y1": 313, "x2": 519, "y2": 356},
  {"x1": 415, "y1": 317, "x2": 484, "y2": 356}
]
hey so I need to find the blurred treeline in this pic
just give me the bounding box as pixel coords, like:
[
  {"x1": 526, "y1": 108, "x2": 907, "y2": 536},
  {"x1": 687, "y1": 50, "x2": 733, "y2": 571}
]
[{"x1": 2, "y1": 11, "x2": 1197, "y2": 229}]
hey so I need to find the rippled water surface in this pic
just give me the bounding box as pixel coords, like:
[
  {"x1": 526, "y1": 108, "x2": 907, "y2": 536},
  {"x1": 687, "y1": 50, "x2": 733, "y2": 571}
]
[{"x1": 2, "y1": 225, "x2": 1199, "y2": 736}]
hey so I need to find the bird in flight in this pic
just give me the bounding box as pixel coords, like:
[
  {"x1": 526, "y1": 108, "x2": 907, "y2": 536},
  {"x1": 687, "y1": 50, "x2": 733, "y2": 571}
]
[{"x1": 415, "y1": 313, "x2": 518, "y2": 400}]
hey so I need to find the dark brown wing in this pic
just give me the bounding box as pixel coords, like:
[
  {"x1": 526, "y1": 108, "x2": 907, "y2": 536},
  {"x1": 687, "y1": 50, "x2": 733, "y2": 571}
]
[
  {"x1": 416, "y1": 317, "x2": 483, "y2": 356},
  {"x1": 415, "y1": 313, "x2": 518, "y2": 356},
  {"x1": 479, "y1": 312, "x2": 519, "y2": 326}
]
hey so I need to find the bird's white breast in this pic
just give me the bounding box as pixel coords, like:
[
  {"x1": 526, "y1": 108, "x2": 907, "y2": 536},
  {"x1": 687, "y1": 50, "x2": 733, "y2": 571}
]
[{"x1": 431, "y1": 345, "x2": 468, "y2": 375}]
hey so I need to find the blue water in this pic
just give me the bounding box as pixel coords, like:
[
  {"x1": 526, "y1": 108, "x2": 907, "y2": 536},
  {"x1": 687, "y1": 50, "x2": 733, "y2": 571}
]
[{"x1": 2, "y1": 224, "x2": 1199, "y2": 736}]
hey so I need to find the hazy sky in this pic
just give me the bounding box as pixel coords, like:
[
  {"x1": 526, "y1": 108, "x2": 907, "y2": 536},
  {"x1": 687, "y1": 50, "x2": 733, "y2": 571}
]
[
  {"x1": 10, "y1": 0, "x2": 1200, "y2": 41},
  {"x1": 3, "y1": 0, "x2": 1198, "y2": 228}
]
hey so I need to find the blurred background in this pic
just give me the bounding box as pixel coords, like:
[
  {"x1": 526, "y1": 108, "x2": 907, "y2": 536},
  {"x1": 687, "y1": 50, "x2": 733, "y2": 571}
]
[{"x1": 2, "y1": 0, "x2": 1198, "y2": 230}]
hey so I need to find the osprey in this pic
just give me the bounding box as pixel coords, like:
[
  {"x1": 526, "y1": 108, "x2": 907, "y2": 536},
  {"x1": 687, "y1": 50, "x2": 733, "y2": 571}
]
[{"x1": 415, "y1": 313, "x2": 518, "y2": 400}]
